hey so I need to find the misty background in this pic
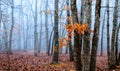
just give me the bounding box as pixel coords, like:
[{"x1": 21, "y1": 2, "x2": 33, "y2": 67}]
[{"x1": 0, "y1": 0, "x2": 120, "y2": 54}]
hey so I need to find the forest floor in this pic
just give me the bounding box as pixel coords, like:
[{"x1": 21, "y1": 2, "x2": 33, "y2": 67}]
[{"x1": 0, "y1": 51, "x2": 119, "y2": 71}]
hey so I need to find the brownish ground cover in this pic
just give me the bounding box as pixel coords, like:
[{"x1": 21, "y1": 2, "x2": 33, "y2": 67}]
[{"x1": 0, "y1": 51, "x2": 119, "y2": 71}]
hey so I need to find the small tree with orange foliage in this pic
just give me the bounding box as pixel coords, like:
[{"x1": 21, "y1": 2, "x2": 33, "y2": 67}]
[{"x1": 55, "y1": 23, "x2": 87, "y2": 49}]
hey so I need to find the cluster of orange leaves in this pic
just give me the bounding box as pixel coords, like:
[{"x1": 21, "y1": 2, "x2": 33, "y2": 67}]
[
  {"x1": 58, "y1": 37, "x2": 70, "y2": 48},
  {"x1": 53, "y1": 37, "x2": 70, "y2": 52},
  {"x1": 66, "y1": 23, "x2": 87, "y2": 37},
  {"x1": 53, "y1": 23, "x2": 87, "y2": 52}
]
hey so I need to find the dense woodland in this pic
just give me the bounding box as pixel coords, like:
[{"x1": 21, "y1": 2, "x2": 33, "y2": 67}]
[{"x1": 0, "y1": 0, "x2": 120, "y2": 71}]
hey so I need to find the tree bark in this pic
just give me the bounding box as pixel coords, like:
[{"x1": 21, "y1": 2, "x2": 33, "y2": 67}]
[
  {"x1": 38, "y1": 12, "x2": 42, "y2": 53},
  {"x1": 110, "y1": 0, "x2": 118, "y2": 66},
  {"x1": 0, "y1": 0, "x2": 1, "y2": 28},
  {"x1": 107, "y1": 0, "x2": 110, "y2": 66},
  {"x1": 90, "y1": 0, "x2": 101, "y2": 71},
  {"x1": 9, "y1": 0, "x2": 14, "y2": 54},
  {"x1": 70, "y1": 0, "x2": 82, "y2": 71},
  {"x1": 34, "y1": 0, "x2": 38, "y2": 56},
  {"x1": 116, "y1": 23, "x2": 120, "y2": 65},
  {"x1": 100, "y1": 11, "x2": 106, "y2": 56},
  {"x1": 52, "y1": 0, "x2": 59, "y2": 64},
  {"x1": 45, "y1": 0, "x2": 49, "y2": 55}
]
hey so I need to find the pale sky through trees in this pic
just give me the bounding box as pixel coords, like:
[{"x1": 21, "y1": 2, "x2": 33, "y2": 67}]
[{"x1": 0, "y1": 0, "x2": 120, "y2": 52}]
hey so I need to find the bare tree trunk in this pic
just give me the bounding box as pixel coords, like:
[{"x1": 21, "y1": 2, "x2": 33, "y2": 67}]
[
  {"x1": 48, "y1": 27, "x2": 54, "y2": 55},
  {"x1": 25, "y1": 16, "x2": 29, "y2": 51},
  {"x1": 52, "y1": 0, "x2": 59, "y2": 64},
  {"x1": 34, "y1": 0, "x2": 38, "y2": 56},
  {"x1": 9, "y1": 0, "x2": 14, "y2": 54},
  {"x1": 90, "y1": 0, "x2": 101, "y2": 71},
  {"x1": 107, "y1": 0, "x2": 110, "y2": 66},
  {"x1": 3, "y1": 23, "x2": 8, "y2": 51},
  {"x1": 45, "y1": 0, "x2": 49, "y2": 55},
  {"x1": 100, "y1": 11, "x2": 106, "y2": 56},
  {"x1": 51, "y1": 36, "x2": 55, "y2": 55},
  {"x1": 70, "y1": 0, "x2": 82, "y2": 71},
  {"x1": 18, "y1": 2, "x2": 22, "y2": 50},
  {"x1": 110, "y1": 0, "x2": 118, "y2": 66},
  {"x1": 116, "y1": 23, "x2": 120, "y2": 65},
  {"x1": 38, "y1": 12, "x2": 42, "y2": 53},
  {"x1": 0, "y1": 0, "x2": 1, "y2": 28}
]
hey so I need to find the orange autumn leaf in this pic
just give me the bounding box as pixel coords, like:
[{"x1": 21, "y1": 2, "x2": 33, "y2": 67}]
[
  {"x1": 58, "y1": 38, "x2": 63, "y2": 48},
  {"x1": 65, "y1": 24, "x2": 73, "y2": 33},
  {"x1": 59, "y1": 43, "x2": 63, "y2": 48},
  {"x1": 57, "y1": 23, "x2": 87, "y2": 49},
  {"x1": 77, "y1": 27, "x2": 82, "y2": 34},
  {"x1": 82, "y1": 24, "x2": 87, "y2": 31},
  {"x1": 58, "y1": 37, "x2": 70, "y2": 48},
  {"x1": 73, "y1": 23, "x2": 80, "y2": 30}
]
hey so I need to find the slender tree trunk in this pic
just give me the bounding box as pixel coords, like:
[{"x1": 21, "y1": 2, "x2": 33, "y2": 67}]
[
  {"x1": 100, "y1": 11, "x2": 106, "y2": 56},
  {"x1": 66, "y1": 0, "x2": 74, "y2": 61},
  {"x1": 107, "y1": 0, "x2": 110, "y2": 66},
  {"x1": 48, "y1": 27, "x2": 54, "y2": 55},
  {"x1": 51, "y1": 36, "x2": 55, "y2": 55},
  {"x1": 0, "y1": 0, "x2": 1, "y2": 50},
  {"x1": 100, "y1": 28, "x2": 104, "y2": 56},
  {"x1": 52, "y1": 0, "x2": 59, "y2": 64},
  {"x1": 0, "y1": 0, "x2": 1, "y2": 28},
  {"x1": 3, "y1": 23, "x2": 8, "y2": 51},
  {"x1": 38, "y1": 12, "x2": 42, "y2": 53},
  {"x1": 18, "y1": 3, "x2": 22, "y2": 50},
  {"x1": 38, "y1": 1, "x2": 43, "y2": 53},
  {"x1": 70, "y1": 0, "x2": 82, "y2": 71},
  {"x1": 110, "y1": 0, "x2": 118, "y2": 66},
  {"x1": 9, "y1": 0, "x2": 14, "y2": 54},
  {"x1": 25, "y1": 16, "x2": 29, "y2": 51},
  {"x1": 45, "y1": 0, "x2": 49, "y2": 55},
  {"x1": 90, "y1": 0, "x2": 101, "y2": 71},
  {"x1": 116, "y1": 23, "x2": 120, "y2": 64},
  {"x1": 34, "y1": 0, "x2": 38, "y2": 56}
]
